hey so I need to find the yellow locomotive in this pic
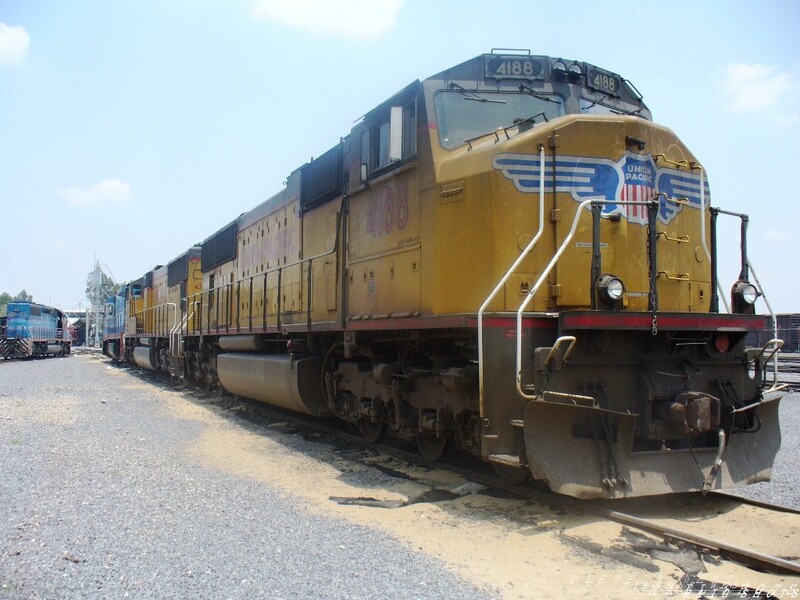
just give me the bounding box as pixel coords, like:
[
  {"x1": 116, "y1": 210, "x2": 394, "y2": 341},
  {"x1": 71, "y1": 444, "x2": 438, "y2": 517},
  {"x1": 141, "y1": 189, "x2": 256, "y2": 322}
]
[{"x1": 105, "y1": 51, "x2": 783, "y2": 499}]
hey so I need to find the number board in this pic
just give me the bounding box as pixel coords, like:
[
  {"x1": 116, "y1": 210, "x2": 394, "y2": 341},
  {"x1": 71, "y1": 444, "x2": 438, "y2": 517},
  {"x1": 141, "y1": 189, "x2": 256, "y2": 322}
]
[
  {"x1": 586, "y1": 66, "x2": 622, "y2": 96},
  {"x1": 484, "y1": 55, "x2": 545, "y2": 80}
]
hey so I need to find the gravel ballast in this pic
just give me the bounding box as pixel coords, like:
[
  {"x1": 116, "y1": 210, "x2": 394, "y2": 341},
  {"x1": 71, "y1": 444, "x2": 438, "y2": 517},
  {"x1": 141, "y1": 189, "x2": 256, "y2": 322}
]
[
  {"x1": 0, "y1": 354, "x2": 500, "y2": 599},
  {"x1": 729, "y1": 388, "x2": 800, "y2": 510},
  {"x1": 1, "y1": 352, "x2": 798, "y2": 598}
]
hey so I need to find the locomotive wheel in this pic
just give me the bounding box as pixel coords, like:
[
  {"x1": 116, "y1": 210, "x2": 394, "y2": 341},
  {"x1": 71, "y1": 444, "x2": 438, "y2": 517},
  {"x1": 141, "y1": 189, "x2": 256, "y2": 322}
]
[
  {"x1": 416, "y1": 432, "x2": 451, "y2": 462},
  {"x1": 358, "y1": 417, "x2": 385, "y2": 444}
]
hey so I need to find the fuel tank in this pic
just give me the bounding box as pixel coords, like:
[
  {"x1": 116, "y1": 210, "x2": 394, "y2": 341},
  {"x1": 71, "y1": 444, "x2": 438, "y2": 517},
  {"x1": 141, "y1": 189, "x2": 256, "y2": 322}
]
[
  {"x1": 106, "y1": 341, "x2": 120, "y2": 360},
  {"x1": 218, "y1": 335, "x2": 267, "y2": 352},
  {"x1": 133, "y1": 346, "x2": 158, "y2": 371},
  {"x1": 217, "y1": 353, "x2": 330, "y2": 416}
]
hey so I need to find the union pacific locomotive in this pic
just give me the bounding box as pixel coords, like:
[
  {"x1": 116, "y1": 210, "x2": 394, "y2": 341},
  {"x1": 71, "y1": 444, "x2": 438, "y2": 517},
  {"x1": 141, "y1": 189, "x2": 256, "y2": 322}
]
[{"x1": 104, "y1": 51, "x2": 784, "y2": 499}]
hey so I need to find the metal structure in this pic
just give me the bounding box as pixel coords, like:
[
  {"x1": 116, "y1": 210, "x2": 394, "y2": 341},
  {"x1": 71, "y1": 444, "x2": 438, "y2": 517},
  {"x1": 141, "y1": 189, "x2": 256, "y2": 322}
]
[{"x1": 86, "y1": 259, "x2": 117, "y2": 347}]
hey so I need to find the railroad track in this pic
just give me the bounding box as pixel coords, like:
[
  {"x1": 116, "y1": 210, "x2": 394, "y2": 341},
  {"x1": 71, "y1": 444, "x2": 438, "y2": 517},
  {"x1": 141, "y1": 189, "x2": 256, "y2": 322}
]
[
  {"x1": 112, "y1": 358, "x2": 800, "y2": 582},
  {"x1": 768, "y1": 353, "x2": 800, "y2": 391},
  {"x1": 557, "y1": 491, "x2": 800, "y2": 576}
]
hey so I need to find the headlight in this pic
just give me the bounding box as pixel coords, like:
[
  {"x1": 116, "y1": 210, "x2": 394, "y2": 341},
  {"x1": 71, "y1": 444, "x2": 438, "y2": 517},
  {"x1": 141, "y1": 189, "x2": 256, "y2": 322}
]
[
  {"x1": 596, "y1": 274, "x2": 625, "y2": 304},
  {"x1": 567, "y1": 63, "x2": 583, "y2": 83},
  {"x1": 551, "y1": 60, "x2": 568, "y2": 81},
  {"x1": 732, "y1": 281, "x2": 758, "y2": 305},
  {"x1": 731, "y1": 280, "x2": 759, "y2": 314}
]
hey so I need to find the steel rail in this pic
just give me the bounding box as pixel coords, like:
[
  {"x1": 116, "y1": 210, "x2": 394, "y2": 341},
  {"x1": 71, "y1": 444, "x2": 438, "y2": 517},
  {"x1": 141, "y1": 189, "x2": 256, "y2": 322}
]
[{"x1": 535, "y1": 493, "x2": 800, "y2": 576}]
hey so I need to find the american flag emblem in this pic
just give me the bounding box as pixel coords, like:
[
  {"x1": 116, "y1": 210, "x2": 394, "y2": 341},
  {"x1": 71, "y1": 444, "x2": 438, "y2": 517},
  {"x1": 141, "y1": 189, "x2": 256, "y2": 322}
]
[
  {"x1": 620, "y1": 155, "x2": 656, "y2": 225},
  {"x1": 620, "y1": 185, "x2": 652, "y2": 225}
]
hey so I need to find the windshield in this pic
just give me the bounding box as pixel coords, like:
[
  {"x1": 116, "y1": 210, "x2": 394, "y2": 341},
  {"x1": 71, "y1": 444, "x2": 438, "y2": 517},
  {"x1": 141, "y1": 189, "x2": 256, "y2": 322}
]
[
  {"x1": 434, "y1": 90, "x2": 565, "y2": 149},
  {"x1": 579, "y1": 97, "x2": 643, "y2": 116}
]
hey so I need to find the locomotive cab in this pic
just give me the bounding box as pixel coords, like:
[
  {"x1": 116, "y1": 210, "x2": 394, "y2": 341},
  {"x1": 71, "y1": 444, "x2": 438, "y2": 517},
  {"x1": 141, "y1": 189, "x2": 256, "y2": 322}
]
[{"x1": 420, "y1": 51, "x2": 781, "y2": 497}]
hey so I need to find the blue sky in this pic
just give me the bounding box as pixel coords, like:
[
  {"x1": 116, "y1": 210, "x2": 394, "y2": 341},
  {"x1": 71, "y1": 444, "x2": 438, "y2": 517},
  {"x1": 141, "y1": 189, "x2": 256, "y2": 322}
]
[{"x1": 1, "y1": 0, "x2": 798, "y2": 313}]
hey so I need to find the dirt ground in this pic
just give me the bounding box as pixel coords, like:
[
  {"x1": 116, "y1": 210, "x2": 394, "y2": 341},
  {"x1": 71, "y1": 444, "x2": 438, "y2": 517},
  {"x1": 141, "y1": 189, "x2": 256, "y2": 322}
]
[{"x1": 118, "y1": 372, "x2": 800, "y2": 600}]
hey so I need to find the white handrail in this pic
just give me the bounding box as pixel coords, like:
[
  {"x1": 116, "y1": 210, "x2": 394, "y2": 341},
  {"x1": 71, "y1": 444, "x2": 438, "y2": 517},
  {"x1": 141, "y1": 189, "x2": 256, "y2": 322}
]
[
  {"x1": 169, "y1": 306, "x2": 188, "y2": 358},
  {"x1": 137, "y1": 302, "x2": 178, "y2": 337},
  {"x1": 478, "y1": 145, "x2": 547, "y2": 418},
  {"x1": 515, "y1": 197, "x2": 597, "y2": 399},
  {"x1": 748, "y1": 260, "x2": 781, "y2": 387}
]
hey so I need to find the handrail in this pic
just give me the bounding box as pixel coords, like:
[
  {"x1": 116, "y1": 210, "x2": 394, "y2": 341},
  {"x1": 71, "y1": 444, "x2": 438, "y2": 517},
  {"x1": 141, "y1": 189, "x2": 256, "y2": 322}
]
[
  {"x1": 167, "y1": 302, "x2": 177, "y2": 340},
  {"x1": 748, "y1": 261, "x2": 782, "y2": 387},
  {"x1": 710, "y1": 207, "x2": 782, "y2": 379},
  {"x1": 544, "y1": 335, "x2": 577, "y2": 366},
  {"x1": 752, "y1": 338, "x2": 783, "y2": 365},
  {"x1": 511, "y1": 194, "x2": 781, "y2": 400},
  {"x1": 3, "y1": 325, "x2": 61, "y2": 341},
  {"x1": 198, "y1": 198, "x2": 345, "y2": 335},
  {"x1": 695, "y1": 166, "x2": 731, "y2": 313},
  {"x1": 170, "y1": 309, "x2": 189, "y2": 358},
  {"x1": 750, "y1": 338, "x2": 784, "y2": 393},
  {"x1": 478, "y1": 145, "x2": 546, "y2": 419},
  {"x1": 188, "y1": 302, "x2": 200, "y2": 335},
  {"x1": 515, "y1": 198, "x2": 653, "y2": 400},
  {"x1": 135, "y1": 302, "x2": 177, "y2": 338},
  {"x1": 515, "y1": 197, "x2": 594, "y2": 399}
]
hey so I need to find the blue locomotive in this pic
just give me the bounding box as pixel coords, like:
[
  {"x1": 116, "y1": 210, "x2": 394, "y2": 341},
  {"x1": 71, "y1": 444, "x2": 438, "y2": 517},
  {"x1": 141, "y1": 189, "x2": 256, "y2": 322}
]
[
  {"x1": 1, "y1": 302, "x2": 72, "y2": 359},
  {"x1": 101, "y1": 286, "x2": 128, "y2": 360}
]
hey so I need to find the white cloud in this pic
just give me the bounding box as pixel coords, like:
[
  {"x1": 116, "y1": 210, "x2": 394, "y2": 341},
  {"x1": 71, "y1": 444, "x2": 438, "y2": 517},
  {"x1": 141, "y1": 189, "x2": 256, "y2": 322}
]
[
  {"x1": 0, "y1": 22, "x2": 30, "y2": 67},
  {"x1": 56, "y1": 179, "x2": 133, "y2": 205},
  {"x1": 722, "y1": 63, "x2": 797, "y2": 111},
  {"x1": 251, "y1": 0, "x2": 402, "y2": 40}
]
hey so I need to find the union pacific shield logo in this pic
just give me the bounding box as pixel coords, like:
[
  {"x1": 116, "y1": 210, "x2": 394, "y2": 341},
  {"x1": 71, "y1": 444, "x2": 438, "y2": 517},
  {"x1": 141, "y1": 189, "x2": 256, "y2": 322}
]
[
  {"x1": 620, "y1": 154, "x2": 656, "y2": 225},
  {"x1": 493, "y1": 151, "x2": 710, "y2": 225}
]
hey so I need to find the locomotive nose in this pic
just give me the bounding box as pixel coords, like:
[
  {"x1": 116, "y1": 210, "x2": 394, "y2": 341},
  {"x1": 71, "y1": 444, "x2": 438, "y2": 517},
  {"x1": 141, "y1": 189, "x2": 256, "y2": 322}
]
[{"x1": 659, "y1": 391, "x2": 722, "y2": 437}]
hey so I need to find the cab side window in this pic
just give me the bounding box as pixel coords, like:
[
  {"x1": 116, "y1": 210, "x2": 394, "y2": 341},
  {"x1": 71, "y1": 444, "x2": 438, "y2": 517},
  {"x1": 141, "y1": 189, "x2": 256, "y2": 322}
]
[{"x1": 361, "y1": 97, "x2": 416, "y2": 178}]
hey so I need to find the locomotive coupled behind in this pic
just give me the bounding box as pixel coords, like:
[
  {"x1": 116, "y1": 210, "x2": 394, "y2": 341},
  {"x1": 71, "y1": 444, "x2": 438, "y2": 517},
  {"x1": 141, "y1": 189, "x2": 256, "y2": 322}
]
[
  {"x1": 104, "y1": 51, "x2": 783, "y2": 499},
  {"x1": 1, "y1": 302, "x2": 72, "y2": 359}
]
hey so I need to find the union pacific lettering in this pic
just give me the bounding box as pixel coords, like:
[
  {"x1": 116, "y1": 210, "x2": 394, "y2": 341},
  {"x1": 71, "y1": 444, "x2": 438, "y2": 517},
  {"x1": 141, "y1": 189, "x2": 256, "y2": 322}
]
[{"x1": 625, "y1": 163, "x2": 654, "y2": 184}]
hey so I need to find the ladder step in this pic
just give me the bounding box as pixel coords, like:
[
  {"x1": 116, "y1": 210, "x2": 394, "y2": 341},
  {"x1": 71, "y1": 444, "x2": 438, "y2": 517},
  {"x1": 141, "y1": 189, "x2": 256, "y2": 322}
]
[{"x1": 488, "y1": 454, "x2": 522, "y2": 468}]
